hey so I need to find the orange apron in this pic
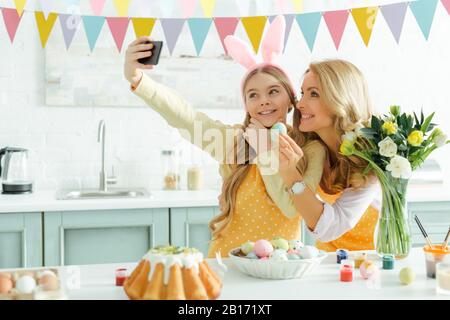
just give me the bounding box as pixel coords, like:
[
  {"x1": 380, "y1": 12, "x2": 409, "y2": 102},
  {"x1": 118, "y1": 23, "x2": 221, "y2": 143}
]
[
  {"x1": 208, "y1": 165, "x2": 302, "y2": 258},
  {"x1": 315, "y1": 188, "x2": 379, "y2": 252}
]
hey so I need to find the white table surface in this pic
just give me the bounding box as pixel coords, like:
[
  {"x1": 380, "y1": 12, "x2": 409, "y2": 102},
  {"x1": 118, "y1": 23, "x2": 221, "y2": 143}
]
[
  {"x1": 33, "y1": 247, "x2": 449, "y2": 300},
  {"x1": 1, "y1": 185, "x2": 449, "y2": 214}
]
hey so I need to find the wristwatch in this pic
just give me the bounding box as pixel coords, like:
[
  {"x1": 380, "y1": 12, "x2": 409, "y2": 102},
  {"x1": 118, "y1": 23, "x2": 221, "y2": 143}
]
[{"x1": 289, "y1": 181, "x2": 307, "y2": 196}]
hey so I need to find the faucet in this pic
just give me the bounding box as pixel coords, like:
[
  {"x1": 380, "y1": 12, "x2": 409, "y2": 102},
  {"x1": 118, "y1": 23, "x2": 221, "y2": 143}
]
[{"x1": 97, "y1": 120, "x2": 117, "y2": 191}]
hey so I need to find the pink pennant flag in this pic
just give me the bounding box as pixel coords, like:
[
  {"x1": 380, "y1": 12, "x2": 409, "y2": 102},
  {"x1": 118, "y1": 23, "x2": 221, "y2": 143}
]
[
  {"x1": 1, "y1": 8, "x2": 23, "y2": 43},
  {"x1": 323, "y1": 10, "x2": 349, "y2": 50},
  {"x1": 179, "y1": 0, "x2": 197, "y2": 18},
  {"x1": 90, "y1": 0, "x2": 106, "y2": 16},
  {"x1": 442, "y1": 0, "x2": 450, "y2": 15},
  {"x1": 214, "y1": 17, "x2": 239, "y2": 54},
  {"x1": 106, "y1": 17, "x2": 130, "y2": 52}
]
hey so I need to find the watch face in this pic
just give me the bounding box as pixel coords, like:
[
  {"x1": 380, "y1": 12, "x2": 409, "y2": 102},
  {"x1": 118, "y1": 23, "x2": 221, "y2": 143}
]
[{"x1": 292, "y1": 181, "x2": 306, "y2": 194}]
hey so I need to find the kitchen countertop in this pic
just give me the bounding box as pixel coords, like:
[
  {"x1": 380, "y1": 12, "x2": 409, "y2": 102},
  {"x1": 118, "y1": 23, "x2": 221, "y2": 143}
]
[
  {"x1": 12, "y1": 247, "x2": 447, "y2": 300},
  {"x1": 0, "y1": 185, "x2": 449, "y2": 214}
]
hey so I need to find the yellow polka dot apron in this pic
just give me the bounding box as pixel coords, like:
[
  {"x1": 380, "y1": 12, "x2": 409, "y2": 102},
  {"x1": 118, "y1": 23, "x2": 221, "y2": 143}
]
[
  {"x1": 315, "y1": 188, "x2": 379, "y2": 252},
  {"x1": 208, "y1": 164, "x2": 302, "y2": 258}
]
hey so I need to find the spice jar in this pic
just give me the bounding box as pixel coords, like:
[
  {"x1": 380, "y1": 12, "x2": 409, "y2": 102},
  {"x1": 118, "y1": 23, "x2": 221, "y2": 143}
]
[
  {"x1": 187, "y1": 165, "x2": 204, "y2": 190},
  {"x1": 161, "y1": 150, "x2": 180, "y2": 190}
]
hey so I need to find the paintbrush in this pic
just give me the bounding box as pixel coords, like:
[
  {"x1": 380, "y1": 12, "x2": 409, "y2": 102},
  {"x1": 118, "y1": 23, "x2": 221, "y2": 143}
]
[
  {"x1": 442, "y1": 227, "x2": 450, "y2": 250},
  {"x1": 414, "y1": 215, "x2": 434, "y2": 248}
]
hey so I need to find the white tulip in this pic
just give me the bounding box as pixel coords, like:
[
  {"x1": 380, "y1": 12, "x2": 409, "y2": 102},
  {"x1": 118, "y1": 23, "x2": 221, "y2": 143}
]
[
  {"x1": 354, "y1": 123, "x2": 365, "y2": 137},
  {"x1": 434, "y1": 132, "x2": 447, "y2": 147},
  {"x1": 386, "y1": 155, "x2": 412, "y2": 179},
  {"x1": 378, "y1": 137, "x2": 398, "y2": 158},
  {"x1": 341, "y1": 131, "x2": 357, "y2": 143}
]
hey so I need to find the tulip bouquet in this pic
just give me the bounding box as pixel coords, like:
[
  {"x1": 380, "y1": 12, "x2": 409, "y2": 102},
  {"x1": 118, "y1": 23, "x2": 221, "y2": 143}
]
[{"x1": 340, "y1": 106, "x2": 449, "y2": 258}]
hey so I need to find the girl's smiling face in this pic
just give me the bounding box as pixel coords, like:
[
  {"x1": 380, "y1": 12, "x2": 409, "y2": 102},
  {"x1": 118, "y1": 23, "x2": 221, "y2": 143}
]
[
  {"x1": 297, "y1": 71, "x2": 334, "y2": 134},
  {"x1": 244, "y1": 72, "x2": 291, "y2": 128}
]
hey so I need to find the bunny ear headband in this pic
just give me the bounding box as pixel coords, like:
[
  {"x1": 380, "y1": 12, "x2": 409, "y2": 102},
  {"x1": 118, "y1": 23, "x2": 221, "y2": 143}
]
[{"x1": 224, "y1": 15, "x2": 296, "y2": 111}]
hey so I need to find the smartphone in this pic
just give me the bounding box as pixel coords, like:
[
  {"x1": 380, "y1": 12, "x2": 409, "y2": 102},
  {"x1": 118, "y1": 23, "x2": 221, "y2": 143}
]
[{"x1": 138, "y1": 41, "x2": 163, "y2": 65}]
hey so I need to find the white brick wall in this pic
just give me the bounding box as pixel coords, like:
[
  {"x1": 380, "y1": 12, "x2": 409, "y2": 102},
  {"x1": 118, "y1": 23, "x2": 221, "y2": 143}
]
[{"x1": 1, "y1": 0, "x2": 450, "y2": 193}]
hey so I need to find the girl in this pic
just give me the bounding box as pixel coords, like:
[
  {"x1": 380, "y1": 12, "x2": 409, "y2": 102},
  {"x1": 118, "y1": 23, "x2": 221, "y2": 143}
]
[
  {"x1": 271, "y1": 59, "x2": 381, "y2": 252},
  {"x1": 123, "y1": 16, "x2": 326, "y2": 257}
]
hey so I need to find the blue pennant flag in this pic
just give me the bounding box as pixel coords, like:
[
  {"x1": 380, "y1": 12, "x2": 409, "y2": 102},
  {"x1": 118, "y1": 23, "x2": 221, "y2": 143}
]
[
  {"x1": 188, "y1": 18, "x2": 213, "y2": 56},
  {"x1": 296, "y1": 12, "x2": 322, "y2": 52},
  {"x1": 409, "y1": 0, "x2": 438, "y2": 40},
  {"x1": 82, "y1": 16, "x2": 106, "y2": 52}
]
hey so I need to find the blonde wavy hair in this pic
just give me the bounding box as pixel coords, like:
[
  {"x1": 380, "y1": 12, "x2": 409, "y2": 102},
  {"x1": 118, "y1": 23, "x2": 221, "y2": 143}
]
[
  {"x1": 305, "y1": 59, "x2": 374, "y2": 194},
  {"x1": 209, "y1": 65, "x2": 314, "y2": 240}
]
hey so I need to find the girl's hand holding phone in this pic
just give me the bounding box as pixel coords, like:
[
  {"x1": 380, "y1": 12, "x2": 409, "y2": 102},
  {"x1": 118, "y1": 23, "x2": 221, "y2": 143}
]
[{"x1": 124, "y1": 36, "x2": 155, "y2": 87}]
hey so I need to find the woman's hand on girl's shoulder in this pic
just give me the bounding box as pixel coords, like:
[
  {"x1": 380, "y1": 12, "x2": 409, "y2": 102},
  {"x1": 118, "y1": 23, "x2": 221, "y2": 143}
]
[{"x1": 124, "y1": 36, "x2": 155, "y2": 87}]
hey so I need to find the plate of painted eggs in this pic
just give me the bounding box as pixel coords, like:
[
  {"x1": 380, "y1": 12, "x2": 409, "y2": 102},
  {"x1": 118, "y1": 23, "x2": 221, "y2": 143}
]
[{"x1": 228, "y1": 238, "x2": 327, "y2": 280}]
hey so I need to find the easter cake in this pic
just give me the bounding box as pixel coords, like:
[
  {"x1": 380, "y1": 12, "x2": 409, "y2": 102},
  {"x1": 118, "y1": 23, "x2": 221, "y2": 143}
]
[{"x1": 124, "y1": 245, "x2": 222, "y2": 300}]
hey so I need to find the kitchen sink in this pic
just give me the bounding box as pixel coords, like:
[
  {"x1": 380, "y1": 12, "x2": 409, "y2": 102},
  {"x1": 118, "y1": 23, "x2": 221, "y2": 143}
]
[{"x1": 56, "y1": 188, "x2": 151, "y2": 200}]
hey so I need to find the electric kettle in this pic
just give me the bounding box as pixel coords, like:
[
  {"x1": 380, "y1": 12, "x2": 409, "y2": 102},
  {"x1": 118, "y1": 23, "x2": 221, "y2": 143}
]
[{"x1": 0, "y1": 147, "x2": 33, "y2": 194}]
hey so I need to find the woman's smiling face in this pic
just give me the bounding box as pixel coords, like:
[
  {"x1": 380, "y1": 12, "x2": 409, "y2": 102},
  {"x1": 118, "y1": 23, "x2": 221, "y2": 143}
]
[
  {"x1": 244, "y1": 72, "x2": 291, "y2": 128},
  {"x1": 297, "y1": 71, "x2": 334, "y2": 134}
]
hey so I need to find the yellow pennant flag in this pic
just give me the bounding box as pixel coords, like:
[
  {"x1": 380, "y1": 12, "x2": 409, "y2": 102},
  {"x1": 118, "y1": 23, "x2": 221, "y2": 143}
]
[
  {"x1": 351, "y1": 7, "x2": 379, "y2": 47},
  {"x1": 241, "y1": 16, "x2": 267, "y2": 54},
  {"x1": 200, "y1": 0, "x2": 216, "y2": 18},
  {"x1": 35, "y1": 11, "x2": 58, "y2": 48},
  {"x1": 132, "y1": 18, "x2": 156, "y2": 38},
  {"x1": 14, "y1": 0, "x2": 27, "y2": 16},
  {"x1": 113, "y1": 0, "x2": 132, "y2": 17},
  {"x1": 292, "y1": 0, "x2": 303, "y2": 13}
]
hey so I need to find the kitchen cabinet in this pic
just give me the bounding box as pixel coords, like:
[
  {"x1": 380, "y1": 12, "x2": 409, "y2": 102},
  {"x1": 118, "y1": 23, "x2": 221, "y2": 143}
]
[
  {"x1": 170, "y1": 206, "x2": 219, "y2": 257},
  {"x1": 0, "y1": 212, "x2": 42, "y2": 269},
  {"x1": 43, "y1": 208, "x2": 169, "y2": 266}
]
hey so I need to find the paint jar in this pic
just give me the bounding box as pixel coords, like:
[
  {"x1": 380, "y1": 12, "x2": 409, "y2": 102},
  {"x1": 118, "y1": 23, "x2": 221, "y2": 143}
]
[
  {"x1": 352, "y1": 252, "x2": 367, "y2": 269},
  {"x1": 436, "y1": 262, "x2": 450, "y2": 295},
  {"x1": 423, "y1": 245, "x2": 450, "y2": 278},
  {"x1": 336, "y1": 249, "x2": 349, "y2": 264},
  {"x1": 115, "y1": 268, "x2": 127, "y2": 286},
  {"x1": 340, "y1": 259, "x2": 354, "y2": 282},
  {"x1": 382, "y1": 254, "x2": 395, "y2": 270}
]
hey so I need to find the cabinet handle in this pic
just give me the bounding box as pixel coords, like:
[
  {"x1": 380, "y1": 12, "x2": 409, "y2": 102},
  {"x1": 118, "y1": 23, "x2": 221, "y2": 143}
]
[{"x1": 22, "y1": 228, "x2": 27, "y2": 268}]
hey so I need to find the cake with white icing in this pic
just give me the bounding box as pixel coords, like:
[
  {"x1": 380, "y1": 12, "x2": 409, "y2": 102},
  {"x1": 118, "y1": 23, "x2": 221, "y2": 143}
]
[{"x1": 124, "y1": 246, "x2": 222, "y2": 300}]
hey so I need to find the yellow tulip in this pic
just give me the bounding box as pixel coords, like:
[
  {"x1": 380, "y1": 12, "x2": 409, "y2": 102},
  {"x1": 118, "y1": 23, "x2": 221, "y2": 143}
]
[
  {"x1": 340, "y1": 140, "x2": 355, "y2": 156},
  {"x1": 407, "y1": 130, "x2": 424, "y2": 147},
  {"x1": 382, "y1": 121, "x2": 398, "y2": 135}
]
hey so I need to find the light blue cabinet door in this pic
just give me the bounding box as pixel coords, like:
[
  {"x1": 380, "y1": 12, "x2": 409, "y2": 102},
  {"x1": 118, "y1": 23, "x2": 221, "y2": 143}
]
[
  {"x1": 44, "y1": 208, "x2": 169, "y2": 266},
  {"x1": 170, "y1": 207, "x2": 219, "y2": 257},
  {"x1": 409, "y1": 202, "x2": 450, "y2": 247},
  {"x1": 0, "y1": 212, "x2": 42, "y2": 268}
]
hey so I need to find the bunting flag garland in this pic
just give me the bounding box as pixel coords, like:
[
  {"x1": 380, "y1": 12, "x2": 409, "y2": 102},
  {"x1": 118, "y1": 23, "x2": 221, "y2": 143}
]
[
  {"x1": 351, "y1": 7, "x2": 379, "y2": 47},
  {"x1": 409, "y1": 0, "x2": 438, "y2": 40},
  {"x1": 131, "y1": 17, "x2": 156, "y2": 38},
  {"x1": 323, "y1": 10, "x2": 349, "y2": 50},
  {"x1": 241, "y1": 16, "x2": 267, "y2": 53},
  {"x1": 2, "y1": 8, "x2": 23, "y2": 43},
  {"x1": 380, "y1": 2, "x2": 408, "y2": 44},
  {"x1": 0, "y1": 0, "x2": 449, "y2": 53}
]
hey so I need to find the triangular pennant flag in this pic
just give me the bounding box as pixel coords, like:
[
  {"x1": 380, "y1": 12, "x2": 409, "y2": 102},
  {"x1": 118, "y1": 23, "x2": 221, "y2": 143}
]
[
  {"x1": 235, "y1": 0, "x2": 251, "y2": 17},
  {"x1": 160, "y1": 0, "x2": 176, "y2": 17},
  {"x1": 296, "y1": 12, "x2": 322, "y2": 52},
  {"x1": 409, "y1": 0, "x2": 438, "y2": 40},
  {"x1": 35, "y1": 11, "x2": 58, "y2": 48},
  {"x1": 1, "y1": 8, "x2": 23, "y2": 43},
  {"x1": 106, "y1": 17, "x2": 130, "y2": 52},
  {"x1": 188, "y1": 18, "x2": 212, "y2": 55},
  {"x1": 292, "y1": 0, "x2": 303, "y2": 13},
  {"x1": 160, "y1": 18, "x2": 186, "y2": 55},
  {"x1": 269, "y1": 14, "x2": 296, "y2": 51},
  {"x1": 82, "y1": 15, "x2": 105, "y2": 52},
  {"x1": 323, "y1": 10, "x2": 349, "y2": 50},
  {"x1": 351, "y1": 7, "x2": 379, "y2": 47},
  {"x1": 241, "y1": 16, "x2": 267, "y2": 53},
  {"x1": 39, "y1": 0, "x2": 55, "y2": 20},
  {"x1": 214, "y1": 17, "x2": 239, "y2": 54},
  {"x1": 442, "y1": 0, "x2": 450, "y2": 15},
  {"x1": 200, "y1": 0, "x2": 216, "y2": 18},
  {"x1": 380, "y1": 2, "x2": 407, "y2": 44},
  {"x1": 90, "y1": 0, "x2": 106, "y2": 15},
  {"x1": 131, "y1": 18, "x2": 156, "y2": 38},
  {"x1": 14, "y1": 0, "x2": 27, "y2": 17},
  {"x1": 113, "y1": 0, "x2": 132, "y2": 17},
  {"x1": 59, "y1": 13, "x2": 82, "y2": 50},
  {"x1": 179, "y1": 0, "x2": 197, "y2": 18}
]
